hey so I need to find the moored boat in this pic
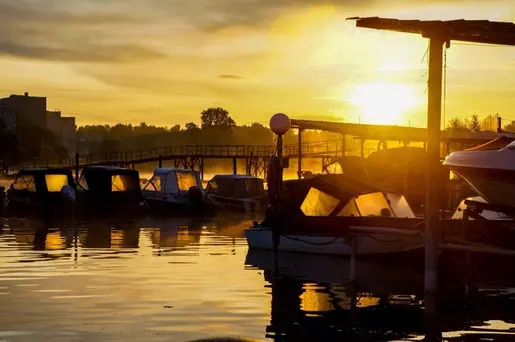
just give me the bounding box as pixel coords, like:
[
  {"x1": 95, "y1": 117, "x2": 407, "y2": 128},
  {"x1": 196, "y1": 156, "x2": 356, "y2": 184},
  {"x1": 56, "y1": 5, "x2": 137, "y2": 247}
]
[
  {"x1": 141, "y1": 167, "x2": 210, "y2": 214},
  {"x1": 206, "y1": 174, "x2": 267, "y2": 212}
]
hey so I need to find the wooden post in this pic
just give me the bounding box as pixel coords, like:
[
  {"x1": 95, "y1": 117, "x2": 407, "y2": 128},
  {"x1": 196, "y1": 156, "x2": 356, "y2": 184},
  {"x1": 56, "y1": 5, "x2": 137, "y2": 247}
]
[
  {"x1": 158, "y1": 155, "x2": 162, "y2": 168},
  {"x1": 341, "y1": 134, "x2": 346, "y2": 157},
  {"x1": 297, "y1": 128, "x2": 302, "y2": 179},
  {"x1": 360, "y1": 138, "x2": 365, "y2": 158},
  {"x1": 350, "y1": 234, "x2": 357, "y2": 282},
  {"x1": 424, "y1": 36, "x2": 445, "y2": 312},
  {"x1": 232, "y1": 157, "x2": 237, "y2": 175},
  {"x1": 497, "y1": 116, "x2": 502, "y2": 133},
  {"x1": 200, "y1": 157, "x2": 204, "y2": 182},
  {"x1": 74, "y1": 152, "x2": 79, "y2": 181}
]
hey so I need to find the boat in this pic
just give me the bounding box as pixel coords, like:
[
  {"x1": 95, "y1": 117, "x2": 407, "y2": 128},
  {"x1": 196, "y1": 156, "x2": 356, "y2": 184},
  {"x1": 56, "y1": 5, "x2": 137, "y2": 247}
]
[
  {"x1": 206, "y1": 174, "x2": 267, "y2": 212},
  {"x1": 75, "y1": 166, "x2": 146, "y2": 215},
  {"x1": 6, "y1": 168, "x2": 76, "y2": 216},
  {"x1": 141, "y1": 167, "x2": 210, "y2": 213},
  {"x1": 443, "y1": 137, "x2": 515, "y2": 211},
  {"x1": 245, "y1": 174, "x2": 425, "y2": 256}
]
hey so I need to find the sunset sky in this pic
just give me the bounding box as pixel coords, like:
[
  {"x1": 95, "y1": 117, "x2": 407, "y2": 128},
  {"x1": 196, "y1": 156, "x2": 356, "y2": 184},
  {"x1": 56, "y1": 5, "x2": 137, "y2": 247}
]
[{"x1": 1, "y1": 0, "x2": 514, "y2": 127}]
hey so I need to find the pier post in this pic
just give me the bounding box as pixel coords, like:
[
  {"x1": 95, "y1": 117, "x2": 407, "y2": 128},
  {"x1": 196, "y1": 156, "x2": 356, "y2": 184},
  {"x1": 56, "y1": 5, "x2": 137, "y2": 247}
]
[
  {"x1": 200, "y1": 157, "x2": 204, "y2": 182},
  {"x1": 424, "y1": 36, "x2": 445, "y2": 314},
  {"x1": 350, "y1": 234, "x2": 357, "y2": 282},
  {"x1": 74, "y1": 152, "x2": 79, "y2": 181},
  {"x1": 232, "y1": 157, "x2": 237, "y2": 175},
  {"x1": 360, "y1": 138, "x2": 365, "y2": 158},
  {"x1": 297, "y1": 128, "x2": 302, "y2": 179},
  {"x1": 158, "y1": 155, "x2": 163, "y2": 168}
]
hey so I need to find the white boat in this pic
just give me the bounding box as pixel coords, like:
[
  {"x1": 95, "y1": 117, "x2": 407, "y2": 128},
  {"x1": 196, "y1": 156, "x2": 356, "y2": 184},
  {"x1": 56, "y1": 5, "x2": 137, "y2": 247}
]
[
  {"x1": 245, "y1": 174, "x2": 424, "y2": 256},
  {"x1": 141, "y1": 167, "x2": 206, "y2": 211},
  {"x1": 443, "y1": 137, "x2": 515, "y2": 210}
]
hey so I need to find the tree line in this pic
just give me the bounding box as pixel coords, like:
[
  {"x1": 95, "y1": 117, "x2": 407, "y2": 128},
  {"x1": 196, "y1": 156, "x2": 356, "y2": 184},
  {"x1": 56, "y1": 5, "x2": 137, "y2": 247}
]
[{"x1": 77, "y1": 107, "x2": 325, "y2": 155}]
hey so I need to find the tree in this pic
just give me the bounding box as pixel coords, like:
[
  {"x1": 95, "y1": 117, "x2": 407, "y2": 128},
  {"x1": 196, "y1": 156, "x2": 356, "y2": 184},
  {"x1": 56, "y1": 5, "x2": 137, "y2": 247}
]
[
  {"x1": 200, "y1": 107, "x2": 235, "y2": 129},
  {"x1": 504, "y1": 120, "x2": 515, "y2": 133},
  {"x1": 468, "y1": 114, "x2": 481, "y2": 132},
  {"x1": 447, "y1": 117, "x2": 470, "y2": 132},
  {"x1": 98, "y1": 139, "x2": 123, "y2": 154},
  {"x1": 185, "y1": 122, "x2": 198, "y2": 131}
]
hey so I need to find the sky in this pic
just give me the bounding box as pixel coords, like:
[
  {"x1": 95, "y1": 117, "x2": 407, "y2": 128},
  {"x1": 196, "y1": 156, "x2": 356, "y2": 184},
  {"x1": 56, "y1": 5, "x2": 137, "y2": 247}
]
[{"x1": 0, "y1": 0, "x2": 514, "y2": 128}]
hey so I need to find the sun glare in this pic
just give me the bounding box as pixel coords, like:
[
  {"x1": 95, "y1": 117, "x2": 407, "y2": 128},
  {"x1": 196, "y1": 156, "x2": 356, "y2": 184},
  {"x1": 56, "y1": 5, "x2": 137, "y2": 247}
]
[{"x1": 349, "y1": 83, "x2": 420, "y2": 125}]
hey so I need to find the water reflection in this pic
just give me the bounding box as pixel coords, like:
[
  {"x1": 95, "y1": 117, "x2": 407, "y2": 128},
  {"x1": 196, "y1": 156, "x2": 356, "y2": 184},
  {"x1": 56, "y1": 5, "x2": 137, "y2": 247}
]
[
  {"x1": 246, "y1": 249, "x2": 515, "y2": 341},
  {"x1": 0, "y1": 216, "x2": 514, "y2": 341}
]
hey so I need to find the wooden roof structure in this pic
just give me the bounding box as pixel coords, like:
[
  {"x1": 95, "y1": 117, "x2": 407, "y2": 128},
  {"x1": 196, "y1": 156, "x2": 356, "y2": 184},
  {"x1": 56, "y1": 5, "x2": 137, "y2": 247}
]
[{"x1": 349, "y1": 17, "x2": 515, "y2": 45}]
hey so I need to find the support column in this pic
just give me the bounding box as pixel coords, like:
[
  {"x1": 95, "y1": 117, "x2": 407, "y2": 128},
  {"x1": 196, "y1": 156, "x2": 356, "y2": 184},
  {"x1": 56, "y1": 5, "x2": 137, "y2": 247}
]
[
  {"x1": 341, "y1": 134, "x2": 346, "y2": 157},
  {"x1": 297, "y1": 128, "x2": 303, "y2": 179},
  {"x1": 360, "y1": 138, "x2": 365, "y2": 158},
  {"x1": 74, "y1": 153, "x2": 79, "y2": 181},
  {"x1": 232, "y1": 157, "x2": 237, "y2": 175},
  {"x1": 158, "y1": 155, "x2": 163, "y2": 168},
  {"x1": 424, "y1": 36, "x2": 445, "y2": 312},
  {"x1": 200, "y1": 157, "x2": 204, "y2": 182}
]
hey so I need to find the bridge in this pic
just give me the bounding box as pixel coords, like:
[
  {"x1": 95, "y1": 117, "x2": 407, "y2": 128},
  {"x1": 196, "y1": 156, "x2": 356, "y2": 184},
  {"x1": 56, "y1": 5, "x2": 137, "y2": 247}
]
[{"x1": 18, "y1": 140, "x2": 344, "y2": 179}]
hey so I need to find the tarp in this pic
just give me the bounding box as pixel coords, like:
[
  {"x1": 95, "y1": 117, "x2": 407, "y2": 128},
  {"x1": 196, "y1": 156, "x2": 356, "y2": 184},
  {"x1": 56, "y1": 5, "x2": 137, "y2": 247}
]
[
  {"x1": 207, "y1": 175, "x2": 264, "y2": 198},
  {"x1": 465, "y1": 136, "x2": 515, "y2": 151}
]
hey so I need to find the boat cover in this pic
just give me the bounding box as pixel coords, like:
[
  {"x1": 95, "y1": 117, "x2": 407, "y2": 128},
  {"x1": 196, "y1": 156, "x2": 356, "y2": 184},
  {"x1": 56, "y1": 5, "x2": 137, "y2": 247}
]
[{"x1": 465, "y1": 136, "x2": 515, "y2": 151}]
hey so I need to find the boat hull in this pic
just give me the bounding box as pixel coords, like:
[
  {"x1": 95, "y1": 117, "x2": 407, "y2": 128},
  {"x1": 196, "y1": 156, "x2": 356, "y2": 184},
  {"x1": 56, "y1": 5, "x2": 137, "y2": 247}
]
[
  {"x1": 448, "y1": 165, "x2": 515, "y2": 210},
  {"x1": 245, "y1": 227, "x2": 424, "y2": 256}
]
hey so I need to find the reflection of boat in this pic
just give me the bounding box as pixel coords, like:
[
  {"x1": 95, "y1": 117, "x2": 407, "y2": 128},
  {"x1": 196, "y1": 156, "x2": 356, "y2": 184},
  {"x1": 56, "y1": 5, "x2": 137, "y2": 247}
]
[
  {"x1": 245, "y1": 174, "x2": 424, "y2": 256},
  {"x1": 245, "y1": 249, "x2": 422, "y2": 294},
  {"x1": 444, "y1": 138, "x2": 515, "y2": 210},
  {"x1": 141, "y1": 168, "x2": 210, "y2": 213},
  {"x1": 206, "y1": 174, "x2": 267, "y2": 212},
  {"x1": 75, "y1": 166, "x2": 146, "y2": 215},
  {"x1": 6, "y1": 168, "x2": 76, "y2": 216}
]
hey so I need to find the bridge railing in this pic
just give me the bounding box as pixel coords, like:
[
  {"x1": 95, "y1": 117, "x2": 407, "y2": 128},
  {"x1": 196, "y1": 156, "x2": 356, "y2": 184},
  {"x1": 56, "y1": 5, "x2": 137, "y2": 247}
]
[{"x1": 19, "y1": 140, "x2": 343, "y2": 169}]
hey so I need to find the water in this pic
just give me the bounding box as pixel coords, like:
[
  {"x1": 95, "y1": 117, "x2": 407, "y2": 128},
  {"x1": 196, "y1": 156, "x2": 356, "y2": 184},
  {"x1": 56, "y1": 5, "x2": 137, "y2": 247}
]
[{"x1": 1, "y1": 215, "x2": 515, "y2": 342}]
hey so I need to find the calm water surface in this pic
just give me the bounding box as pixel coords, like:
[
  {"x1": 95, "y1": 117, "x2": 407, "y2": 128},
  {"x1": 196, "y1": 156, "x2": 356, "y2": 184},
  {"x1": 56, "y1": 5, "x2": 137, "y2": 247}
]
[{"x1": 1, "y1": 214, "x2": 515, "y2": 342}]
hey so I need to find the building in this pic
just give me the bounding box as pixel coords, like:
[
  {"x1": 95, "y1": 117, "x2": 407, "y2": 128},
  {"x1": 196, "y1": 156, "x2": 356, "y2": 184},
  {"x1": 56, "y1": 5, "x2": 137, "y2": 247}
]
[
  {"x1": 0, "y1": 92, "x2": 47, "y2": 128},
  {"x1": 46, "y1": 110, "x2": 77, "y2": 156},
  {"x1": 0, "y1": 106, "x2": 16, "y2": 132}
]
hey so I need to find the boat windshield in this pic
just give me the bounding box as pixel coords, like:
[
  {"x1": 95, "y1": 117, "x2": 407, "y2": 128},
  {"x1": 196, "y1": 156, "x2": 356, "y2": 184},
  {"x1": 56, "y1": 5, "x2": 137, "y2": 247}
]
[
  {"x1": 111, "y1": 174, "x2": 139, "y2": 192},
  {"x1": 176, "y1": 171, "x2": 199, "y2": 191},
  {"x1": 12, "y1": 175, "x2": 36, "y2": 192},
  {"x1": 45, "y1": 174, "x2": 69, "y2": 192},
  {"x1": 301, "y1": 187, "x2": 340, "y2": 216},
  {"x1": 143, "y1": 175, "x2": 163, "y2": 192},
  {"x1": 355, "y1": 192, "x2": 392, "y2": 217},
  {"x1": 505, "y1": 141, "x2": 515, "y2": 149}
]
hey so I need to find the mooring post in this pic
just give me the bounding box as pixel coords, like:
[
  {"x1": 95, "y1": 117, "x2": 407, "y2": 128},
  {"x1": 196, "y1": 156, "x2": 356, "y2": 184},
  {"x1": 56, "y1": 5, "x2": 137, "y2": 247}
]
[
  {"x1": 232, "y1": 157, "x2": 237, "y2": 175},
  {"x1": 297, "y1": 128, "x2": 302, "y2": 179},
  {"x1": 424, "y1": 36, "x2": 445, "y2": 315},
  {"x1": 74, "y1": 152, "x2": 79, "y2": 181},
  {"x1": 350, "y1": 233, "x2": 357, "y2": 282},
  {"x1": 158, "y1": 154, "x2": 163, "y2": 168}
]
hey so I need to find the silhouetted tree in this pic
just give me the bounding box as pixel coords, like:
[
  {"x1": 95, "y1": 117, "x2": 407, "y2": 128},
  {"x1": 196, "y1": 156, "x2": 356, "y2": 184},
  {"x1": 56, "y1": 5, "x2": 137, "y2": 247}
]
[
  {"x1": 447, "y1": 117, "x2": 470, "y2": 132},
  {"x1": 468, "y1": 115, "x2": 481, "y2": 132},
  {"x1": 185, "y1": 122, "x2": 199, "y2": 131},
  {"x1": 98, "y1": 139, "x2": 123, "y2": 154},
  {"x1": 504, "y1": 120, "x2": 515, "y2": 133},
  {"x1": 200, "y1": 107, "x2": 235, "y2": 129}
]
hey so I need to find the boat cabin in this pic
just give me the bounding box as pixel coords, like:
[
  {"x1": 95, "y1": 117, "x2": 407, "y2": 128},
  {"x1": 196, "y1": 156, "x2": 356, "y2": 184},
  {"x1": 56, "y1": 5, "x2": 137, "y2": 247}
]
[
  {"x1": 206, "y1": 174, "x2": 266, "y2": 211},
  {"x1": 281, "y1": 174, "x2": 415, "y2": 218},
  {"x1": 142, "y1": 167, "x2": 204, "y2": 205},
  {"x1": 76, "y1": 166, "x2": 144, "y2": 212},
  {"x1": 7, "y1": 168, "x2": 75, "y2": 211}
]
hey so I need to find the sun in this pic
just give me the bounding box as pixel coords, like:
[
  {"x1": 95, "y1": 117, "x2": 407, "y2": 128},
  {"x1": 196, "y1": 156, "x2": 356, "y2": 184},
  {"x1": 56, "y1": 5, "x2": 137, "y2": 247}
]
[{"x1": 349, "y1": 82, "x2": 420, "y2": 125}]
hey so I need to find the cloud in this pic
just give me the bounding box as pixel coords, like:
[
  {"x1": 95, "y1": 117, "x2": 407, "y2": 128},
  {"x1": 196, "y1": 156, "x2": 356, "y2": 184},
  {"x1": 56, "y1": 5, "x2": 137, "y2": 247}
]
[{"x1": 218, "y1": 74, "x2": 244, "y2": 80}]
